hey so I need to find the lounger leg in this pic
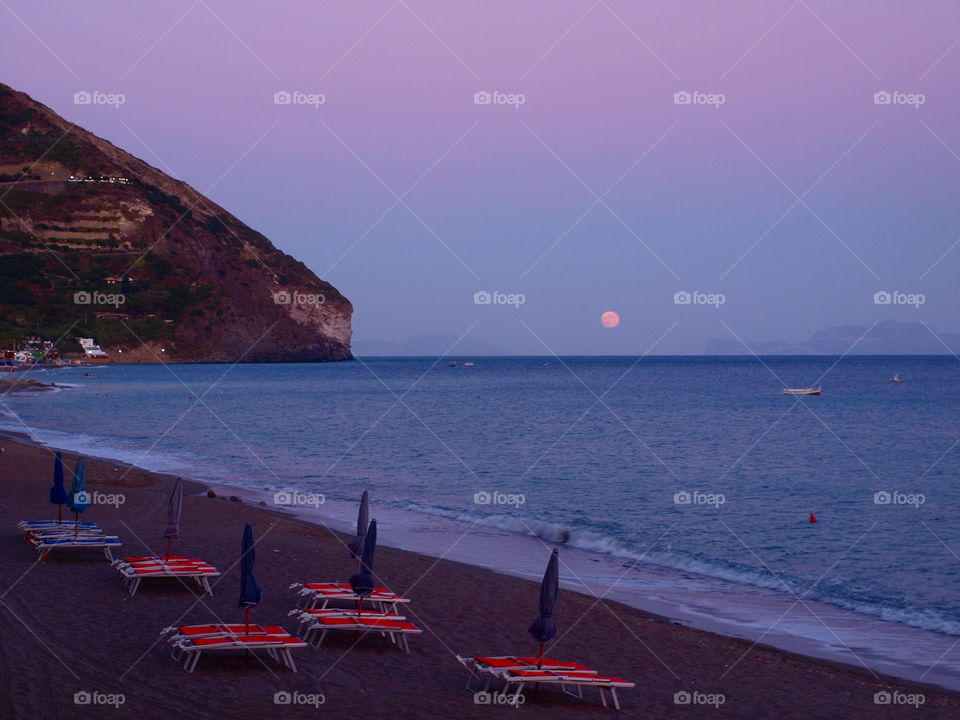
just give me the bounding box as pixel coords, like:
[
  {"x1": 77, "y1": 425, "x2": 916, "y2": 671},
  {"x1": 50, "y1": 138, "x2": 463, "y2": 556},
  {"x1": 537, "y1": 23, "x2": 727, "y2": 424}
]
[
  {"x1": 284, "y1": 649, "x2": 298, "y2": 673},
  {"x1": 512, "y1": 683, "x2": 525, "y2": 707},
  {"x1": 186, "y1": 651, "x2": 200, "y2": 672},
  {"x1": 610, "y1": 688, "x2": 620, "y2": 711},
  {"x1": 598, "y1": 687, "x2": 608, "y2": 708}
]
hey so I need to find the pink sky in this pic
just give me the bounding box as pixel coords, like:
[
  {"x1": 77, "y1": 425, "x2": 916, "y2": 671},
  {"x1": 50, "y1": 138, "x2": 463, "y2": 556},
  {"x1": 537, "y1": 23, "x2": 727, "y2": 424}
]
[{"x1": 3, "y1": 1, "x2": 960, "y2": 353}]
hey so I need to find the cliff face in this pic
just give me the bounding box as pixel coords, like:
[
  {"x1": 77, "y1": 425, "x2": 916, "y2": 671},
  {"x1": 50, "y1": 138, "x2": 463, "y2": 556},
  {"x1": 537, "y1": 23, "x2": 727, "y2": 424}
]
[{"x1": 0, "y1": 83, "x2": 351, "y2": 362}]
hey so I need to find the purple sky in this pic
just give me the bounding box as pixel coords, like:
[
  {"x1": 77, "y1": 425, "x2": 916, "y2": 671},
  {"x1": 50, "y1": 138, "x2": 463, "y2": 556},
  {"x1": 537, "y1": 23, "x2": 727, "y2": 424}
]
[{"x1": 3, "y1": 1, "x2": 960, "y2": 354}]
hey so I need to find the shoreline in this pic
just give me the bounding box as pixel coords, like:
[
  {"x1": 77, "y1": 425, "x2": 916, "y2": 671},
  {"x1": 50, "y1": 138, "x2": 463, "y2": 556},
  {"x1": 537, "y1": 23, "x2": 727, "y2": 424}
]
[
  {"x1": 1, "y1": 432, "x2": 959, "y2": 718},
  {"x1": 3, "y1": 420, "x2": 960, "y2": 694}
]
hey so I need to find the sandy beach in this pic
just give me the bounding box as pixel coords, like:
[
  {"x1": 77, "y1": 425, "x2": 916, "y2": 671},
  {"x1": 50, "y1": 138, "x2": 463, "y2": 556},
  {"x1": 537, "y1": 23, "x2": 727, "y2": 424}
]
[{"x1": 1, "y1": 435, "x2": 958, "y2": 719}]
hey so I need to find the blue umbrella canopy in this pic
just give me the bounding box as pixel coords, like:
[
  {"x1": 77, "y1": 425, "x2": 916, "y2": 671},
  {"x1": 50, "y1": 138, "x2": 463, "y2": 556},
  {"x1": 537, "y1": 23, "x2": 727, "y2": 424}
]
[
  {"x1": 349, "y1": 519, "x2": 377, "y2": 597},
  {"x1": 528, "y1": 549, "x2": 559, "y2": 646},
  {"x1": 347, "y1": 490, "x2": 369, "y2": 559},
  {"x1": 65, "y1": 457, "x2": 90, "y2": 514},
  {"x1": 238, "y1": 523, "x2": 263, "y2": 608},
  {"x1": 49, "y1": 452, "x2": 67, "y2": 506},
  {"x1": 164, "y1": 477, "x2": 183, "y2": 541}
]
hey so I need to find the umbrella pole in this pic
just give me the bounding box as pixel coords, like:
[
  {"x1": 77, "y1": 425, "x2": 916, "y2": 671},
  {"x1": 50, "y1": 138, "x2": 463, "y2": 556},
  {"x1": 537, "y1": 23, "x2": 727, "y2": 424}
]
[
  {"x1": 57, "y1": 506, "x2": 62, "y2": 524},
  {"x1": 245, "y1": 607, "x2": 250, "y2": 635},
  {"x1": 74, "y1": 512, "x2": 79, "y2": 538},
  {"x1": 164, "y1": 538, "x2": 172, "y2": 560},
  {"x1": 537, "y1": 642, "x2": 544, "y2": 669}
]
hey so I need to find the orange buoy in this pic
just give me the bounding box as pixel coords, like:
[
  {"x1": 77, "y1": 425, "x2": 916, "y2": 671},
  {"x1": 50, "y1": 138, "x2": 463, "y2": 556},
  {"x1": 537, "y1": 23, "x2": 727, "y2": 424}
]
[{"x1": 809, "y1": 512, "x2": 817, "y2": 523}]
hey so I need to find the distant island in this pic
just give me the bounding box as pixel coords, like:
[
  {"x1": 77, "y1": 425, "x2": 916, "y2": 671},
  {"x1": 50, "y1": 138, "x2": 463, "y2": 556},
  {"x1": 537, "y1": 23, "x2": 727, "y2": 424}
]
[
  {"x1": 0, "y1": 82, "x2": 352, "y2": 363},
  {"x1": 705, "y1": 320, "x2": 960, "y2": 355}
]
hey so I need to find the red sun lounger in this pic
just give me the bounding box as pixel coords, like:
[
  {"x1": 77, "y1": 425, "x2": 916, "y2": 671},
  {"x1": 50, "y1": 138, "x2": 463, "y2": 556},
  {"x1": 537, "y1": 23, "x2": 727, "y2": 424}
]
[
  {"x1": 289, "y1": 581, "x2": 411, "y2": 612},
  {"x1": 112, "y1": 557, "x2": 220, "y2": 596},
  {"x1": 161, "y1": 624, "x2": 307, "y2": 672},
  {"x1": 31, "y1": 535, "x2": 121, "y2": 562},
  {"x1": 306, "y1": 616, "x2": 422, "y2": 653}
]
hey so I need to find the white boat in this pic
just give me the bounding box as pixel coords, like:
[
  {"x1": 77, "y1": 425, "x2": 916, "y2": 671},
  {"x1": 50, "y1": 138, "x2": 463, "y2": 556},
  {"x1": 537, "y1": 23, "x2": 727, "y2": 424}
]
[
  {"x1": 783, "y1": 387, "x2": 821, "y2": 396},
  {"x1": 890, "y1": 373, "x2": 901, "y2": 383}
]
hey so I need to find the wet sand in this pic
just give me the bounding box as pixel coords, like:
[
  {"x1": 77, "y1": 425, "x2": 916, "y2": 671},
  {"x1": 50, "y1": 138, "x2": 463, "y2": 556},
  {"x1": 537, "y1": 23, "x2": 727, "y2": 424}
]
[{"x1": 1, "y1": 436, "x2": 958, "y2": 719}]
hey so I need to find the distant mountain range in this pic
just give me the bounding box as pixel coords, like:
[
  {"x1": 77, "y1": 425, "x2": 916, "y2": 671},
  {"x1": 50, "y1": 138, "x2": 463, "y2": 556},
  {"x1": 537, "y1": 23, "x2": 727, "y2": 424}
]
[
  {"x1": 0, "y1": 82, "x2": 352, "y2": 362},
  {"x1": 705, "y1": 321, "x2": 960, "y2": 355}
]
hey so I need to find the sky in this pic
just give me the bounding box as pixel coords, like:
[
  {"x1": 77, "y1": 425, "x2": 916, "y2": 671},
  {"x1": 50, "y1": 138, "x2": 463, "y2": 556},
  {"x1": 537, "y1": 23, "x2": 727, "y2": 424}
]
[{"x1": 3, "y1": 1, "x2": 960, "y2": 355}]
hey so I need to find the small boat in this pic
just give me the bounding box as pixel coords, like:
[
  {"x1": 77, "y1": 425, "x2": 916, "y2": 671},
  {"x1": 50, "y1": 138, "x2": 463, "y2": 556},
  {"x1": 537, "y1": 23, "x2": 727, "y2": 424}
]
[
  {"x1": 890, "y1": 373, "x2": 901, "y2": 383},
  {"x1": 448, "y1": 360, "x2": 457, "y2": 367},
  {"x1": 463, "y1": 361, "x2": 475, "y2": 367},
  {"x1": 783, "y1": 387, "x2": 821, "y2": 396}
]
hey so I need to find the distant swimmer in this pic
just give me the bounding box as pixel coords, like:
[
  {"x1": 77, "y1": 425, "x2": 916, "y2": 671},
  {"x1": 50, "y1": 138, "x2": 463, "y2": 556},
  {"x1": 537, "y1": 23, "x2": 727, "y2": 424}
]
[{"x1": 809, "y1": 512, "x2": 817, "y2": 523}]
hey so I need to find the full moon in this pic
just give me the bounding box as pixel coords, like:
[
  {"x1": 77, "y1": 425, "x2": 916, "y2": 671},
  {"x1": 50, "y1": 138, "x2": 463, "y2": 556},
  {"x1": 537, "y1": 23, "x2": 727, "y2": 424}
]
[{"x1": 600, "y1": 311, "x2": 620, "y2": 328}]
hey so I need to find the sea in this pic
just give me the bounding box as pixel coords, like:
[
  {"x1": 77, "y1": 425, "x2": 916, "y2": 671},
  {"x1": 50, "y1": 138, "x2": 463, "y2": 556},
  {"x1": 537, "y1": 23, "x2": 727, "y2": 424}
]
[{"x1": 2, "y1": 356, "x2": 959, "y2": 690}]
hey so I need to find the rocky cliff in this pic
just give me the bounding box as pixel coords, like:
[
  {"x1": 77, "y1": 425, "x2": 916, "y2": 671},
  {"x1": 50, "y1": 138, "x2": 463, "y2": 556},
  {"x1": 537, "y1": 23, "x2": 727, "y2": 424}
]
[{"x1": 0, "y1": 82, "x2": 351, "y2": 362}]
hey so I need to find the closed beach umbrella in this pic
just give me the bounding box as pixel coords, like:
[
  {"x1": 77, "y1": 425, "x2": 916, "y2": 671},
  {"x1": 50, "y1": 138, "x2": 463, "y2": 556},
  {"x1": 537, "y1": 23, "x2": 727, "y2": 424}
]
[
  {"x1": 65, "y1": 457, "x2": 90, "y2": 535},
  {"x1": 528, "y1": 549, "x2": 559, "y2": 667},
  {"x1": 163, "y1": 477, "x2": 183, "y2": 558},
  {"x1": 347, "y1": 490, "x2": 369, "y2": 562},
  {"x1": 238, "y1": 523, "x2": 263, "y2": 632},
  {"x1": 349, "y1": 519, "x2": 377, "y2": 611},
  {"x1": 49, "y1": 451, "x2": 67, "y2": 523}
]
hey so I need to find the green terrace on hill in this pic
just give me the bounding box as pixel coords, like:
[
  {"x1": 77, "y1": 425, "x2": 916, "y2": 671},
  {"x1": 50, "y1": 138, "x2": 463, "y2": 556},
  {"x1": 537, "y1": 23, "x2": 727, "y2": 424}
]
[{"x1": 0, "y1": 249, "x2": 224, "y2": 354}]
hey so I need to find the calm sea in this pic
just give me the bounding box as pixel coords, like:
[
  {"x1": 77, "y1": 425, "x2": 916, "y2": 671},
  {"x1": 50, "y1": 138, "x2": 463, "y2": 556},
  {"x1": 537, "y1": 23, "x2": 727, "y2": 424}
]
[{"x1": 3, "y1": 356, "x2": 960, "y2": 687}]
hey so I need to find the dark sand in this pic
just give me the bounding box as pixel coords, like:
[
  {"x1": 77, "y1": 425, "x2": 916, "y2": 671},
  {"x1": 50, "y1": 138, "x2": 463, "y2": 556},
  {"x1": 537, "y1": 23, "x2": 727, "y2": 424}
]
[{"x1": 1, "y1": 436, "x2": 958, "y2": 719}]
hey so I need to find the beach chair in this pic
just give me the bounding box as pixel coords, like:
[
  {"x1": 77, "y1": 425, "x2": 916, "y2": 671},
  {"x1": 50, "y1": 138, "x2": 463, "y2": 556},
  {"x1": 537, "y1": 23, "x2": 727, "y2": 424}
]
[
  {"x1": 19, "y1": 521, "x2": 106, "y2": 541},
  {"x1": 31, "y1": 535, "x2": 121, "y2": 561},
  {"x1": 305, "y1": 615, "x2": 422, "y2": 653},
  {"x1": 289, "y1": 581, "x2": 412, "y2": 612},
  {"x1": 161, "y1": 624, "x2": 308, "y2": 672},
  {"x1": 457, "y1": 656, "x2": 596, "y2": 692},
  {"x1": 501, "y1": 669, "x2": 635, "y2": 710},
  {"x1": 287, "y1": 607, "x2": 407, "y2": 639},
  {"x1": 456, "y1": 656, "x2": 632, "y2": 709},
  {"x1": 18, "y1": 520, "x2": 101, "y2": 532},
  {"x1": 112, "y1": 557, "x2": 220, "y2": 596}
]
